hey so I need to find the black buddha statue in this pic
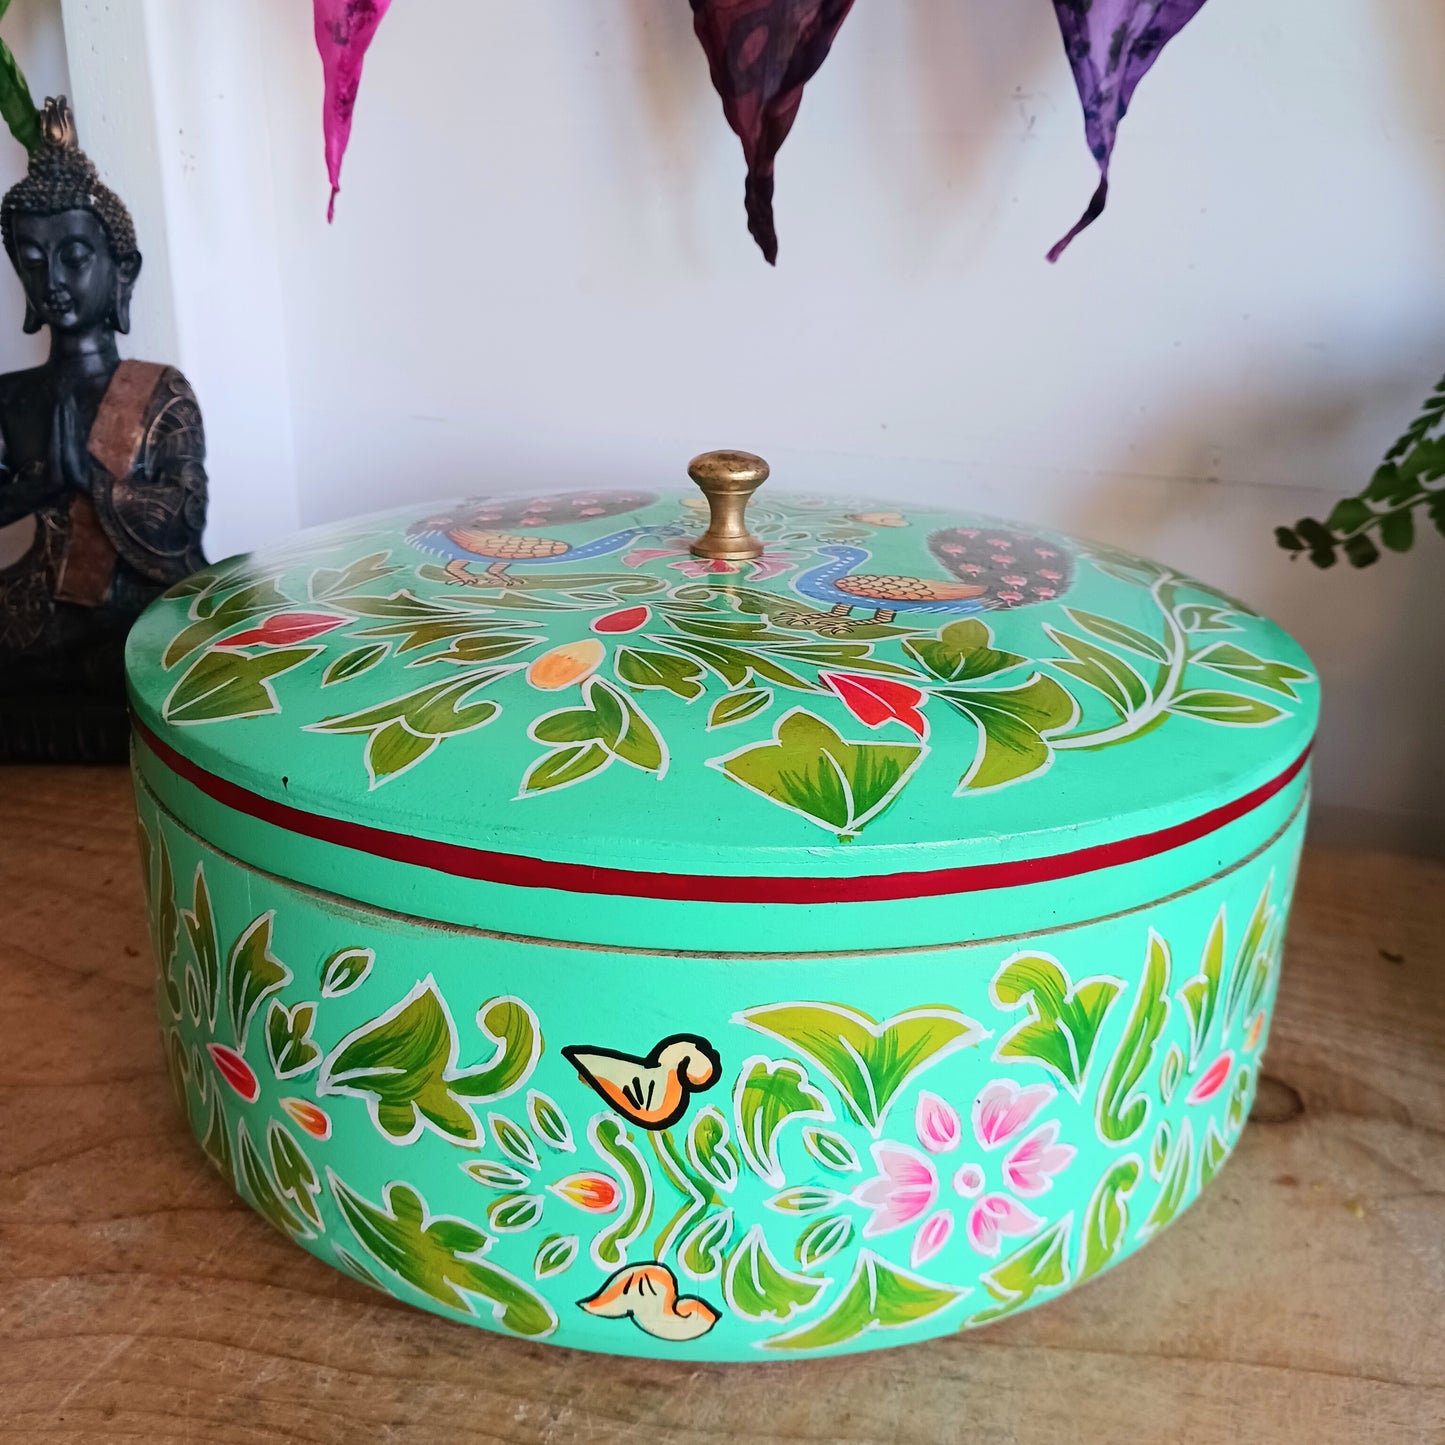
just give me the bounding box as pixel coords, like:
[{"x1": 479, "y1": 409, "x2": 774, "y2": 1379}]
[{"x1": 0, "y1": 96, "x2": 207, "y2": 762}]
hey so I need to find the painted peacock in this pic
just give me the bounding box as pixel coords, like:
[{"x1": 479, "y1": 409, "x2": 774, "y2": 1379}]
[
  {"x1": 789, "y1": 526, "x2": 1074, "y2": 628},
  {"x1": 407, "y1": 490, "x2": 667, "y2": 587}
]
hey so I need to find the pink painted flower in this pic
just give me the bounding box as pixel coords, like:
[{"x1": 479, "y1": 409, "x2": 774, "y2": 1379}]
[
  {"x1": 952, "y1": 1162, "x2": 985, "y2": 1198},
  {"x1": 1188, "y1": 1050, "x2": 1235, "y2": 1105},
  {"x1": 967, "y1": 1194, "x2": 1044, "y2": 1258},
  {"x1": 915, "y1": 1091, "x2": 962, "y2": 1154},
  {"x1": 1002, "y1": 1120, "x2": 1076, "y2": 1197},
  {"x1": 622, "y1": 537, "x2": 804, "y2": 582},
  {"x1": 911, "y1": 1209, "x2": 955, "y2": 1268},
  {"x1": 974, "y1": 1080, "x2": 1055, "y2": 1150},
  {"x1": 853, "y1": 1142, "x2": 939, "y2": 1239}
]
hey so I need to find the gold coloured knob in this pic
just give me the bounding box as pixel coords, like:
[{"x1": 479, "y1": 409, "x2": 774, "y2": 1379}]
[{"x1": 687, "y1": 450, "x2": 769, "y2": 560}]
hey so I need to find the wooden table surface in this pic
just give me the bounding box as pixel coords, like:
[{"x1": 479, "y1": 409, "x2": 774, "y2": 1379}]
[{"x1": 1, "y1": 768, "x2": 1442, "y2": 1445}]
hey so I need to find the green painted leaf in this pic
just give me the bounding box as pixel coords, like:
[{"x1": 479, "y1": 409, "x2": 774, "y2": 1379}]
[
  {"x1": 1195, "y1": 643, "x2": 1311, "y2": 700},
  {"x1": 1224, "y1": 878, "x2": 1274, "y2": 1031},
  {"x1": 320, "y1": 946, "x2": 373, "y2": 998},
  {"x1": 708, "y1": 687, "x2": 773, "y2": 729},
  {"x1": 686, "y1": 1106, "x2": 740, "y2": 1194},
  {"x1": 615, "y1": 647, "x2": 706, "y2": 701},
  {"x1": 184, "y1": 968, "x2": 203, "y2": 1024},
  {"x1": 940, "y1": 672, "x2": 1078, "y2": 792},
  {"x1": 969, "y1": 1216, "x2": 1072, "y2": 1325},
  {"x1": 739, "y1": 1002, "x2": 984, "y2": 1135},
  {"x1": 1169, "y1": 690, "x2": 1285, "y2": 727},
  {"x1": 732, "y1": 1057, "x2": 831, "y2": 1186},
  {"x1": 462, "y1": 1159, "x2": 532, "y2": 1191},
  {"x1": 322, "y1": 643, "x2": 388, "y2": 686},
  {"x1": 1177, "y1": 604, "x2": 1240, "y2": 633},
  {"x1": 164, "y1": 645, "x2": 320, "y2": 725},
  {"x1": 164, "y1": 577, "x2": 291, "y2": 668},
  {"x1": 1064, "y1": 609, "x2": 1170, "y2": 663},
  {"x1": 1150, "y1": 1120, "x2": 1172, "y2": 1178},
  {"x1": 237, "y1": 1121, "x2": 309, "y2": 1240},
  {"x1": 594, "y1": 679, "x2": 666, "y2": 772},
  {"x1": 1096, "y1": 931, "x2": 1172, "y2": 1144},
  {"x1": 227, "y1": 913, "x2": 290, "y2": 1050},
  {"x1": 1225, "y1": 1065, "x2": 1253, "y2": 1142},
  {"x1": 267, "y1": 1120, "x2": 323, "y2": 1231},
  {"x1": 766, "y1": 1187, "x2": 845, "y2": 1215},
  {"x1": 709, "y1": 710, "x2": 924, "y2": 838},
  {"x1": 1140, "y1": 1120, "x2": 1195, "y2": 1238},
  {"x1": 310, "y1": 550, "x2": 398, "y2": 599},
  {"x1": 904, "y1": 618, "x2": 1025, "y2": 682},
  {"x1": 523, "y1": 741, "x2": 612, "y2": 794},
  {"x1": 664, "y1": 635, "x2": 823, "y2": 692},
  {"x1": 181, "y1": 864, "x2": 220, "y2": 1028},
  {"x1": 265, "y1": 999, "x2": 321, "y2": 1079},
  {"x1": 1199, "y1": 1121, "x2": 1230, "y2": 1190},
  {"x1": 765, "y1": 1251, "x2": 963, "y2": 1351},
  {"x1": 1047, "y1": 628, "x2": 1151, "y2": 716},
  {"x1": 200, "y1": 1089, "x2": 233, "y2": 1188},
  {"x1": 487, "y1": 1192, "x2": 544, "y2": 1233},
  {"x1": 1179, "y1": 908, "x2": 1225, "y2": 1069},
  {"x1": 1077, "y1": 1157, "x2": 1142, "y2": 1283},
  {"x1": 328, "y1": 1173, "x2": 556, "y2": 1335},
  {"x1": 801, "y1": 1126, "x2": 861, "y2": 1174},
  {"x1": 152, "y1": 832, "x2": 181, "y2": 1017},
  {"x1": 333, "y1": 1244, "x2": 386, "y2": 1291},
  {"x1": 679, "y1": 1208, "x2": 735, "y2": 1281},
  {"x1": 795, "y1": 1213, "x2": 853, "y2": 1270},
  {"x1": 1159, "y1": 1043, "x2": 1185, "y2": 1106},
  {"x1": 990, "y1": 955, "x2": 1122, "y2": 1098},
  {"x1": 723, "y1": 1225, "x2": 827, "y2": 1323},
  {"x1": 319, "y1": 982, "x2": 539, "y2": 1145},
  {"x1": 589, "y1": 1116, "x2": 653, "y2": 1269},
  {"x1": 534, "y1": 1233, "x2": 579, "y2": 1280},
  {"x1": 417, "y1": 633, "x2": 539, "y2": 669},
  {"x1": 527, "y1": 1090, "x2": 575, "y2": 1153},
  {"x1": 489, "y1": 1113, "x2": 540, "y2": 1171}
]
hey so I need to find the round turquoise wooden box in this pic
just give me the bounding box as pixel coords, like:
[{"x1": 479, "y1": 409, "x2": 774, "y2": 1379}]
[{"x1": 124, "y1": 453, "x2": 1317, "y2": 1361}]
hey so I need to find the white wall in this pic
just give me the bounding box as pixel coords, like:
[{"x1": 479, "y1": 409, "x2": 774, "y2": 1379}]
[{"x1": 31, "y1": 0, "x2": 1445, "y2": 852}]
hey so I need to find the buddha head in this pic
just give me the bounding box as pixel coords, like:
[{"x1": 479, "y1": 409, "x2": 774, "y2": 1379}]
[{"x1": 1, "y1": 96, "x2": 141, "y2": 338}]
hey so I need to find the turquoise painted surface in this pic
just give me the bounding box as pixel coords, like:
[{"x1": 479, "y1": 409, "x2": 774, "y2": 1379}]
[
  {"x1": 137, "y1": 774, "x2": 1306, "y2": 1361},
  {"x1": 125, "y1": 490, "x2": 1319, "y2": 891}
]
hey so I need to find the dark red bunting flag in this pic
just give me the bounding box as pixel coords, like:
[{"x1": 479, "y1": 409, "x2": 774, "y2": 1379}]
[{"x1": 689, "y1": 0, "x2": 856, "y2": 264}]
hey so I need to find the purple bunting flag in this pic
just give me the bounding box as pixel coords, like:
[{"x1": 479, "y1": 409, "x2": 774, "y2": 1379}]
[{"x1": 1049, "y1": 0, "x2": 1210, "y2": 262}]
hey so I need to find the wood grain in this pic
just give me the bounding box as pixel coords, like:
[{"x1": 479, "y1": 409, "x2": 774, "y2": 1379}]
[{"x1": 1, "y1": 768, "x2": 1442, "y2": 1445}]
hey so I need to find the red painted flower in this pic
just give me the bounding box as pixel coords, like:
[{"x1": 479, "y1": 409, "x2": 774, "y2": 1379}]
[
  {"x1": 281, "y1": 1097, "x2": 332, "y2": 1140},
  {"x1": 821, "y1": 673, "x2": 928, "y2": 738},
  {"x1": 207, "y1": 1043, "x2": 260, "y2": 1103},
  {"x1": 220, "y1": 612, "x2": 347, "y2": 649},
  {"x1": 1187, "y1": 1050, "x2": 1235, "y2": 1105},
  {"x1": 591, "y1": 606, "x2": 650, "y2": 635}
]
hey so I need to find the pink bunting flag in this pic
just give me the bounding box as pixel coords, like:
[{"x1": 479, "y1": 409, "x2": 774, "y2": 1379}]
[
  {"x1": 1049, "y1": 0, "x2": 1209, "y2": 261},
  {"x1": 314, "y1": 0, "x2": 393, "y2": 222}
]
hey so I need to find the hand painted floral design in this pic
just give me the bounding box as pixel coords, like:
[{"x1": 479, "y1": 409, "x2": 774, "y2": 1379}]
[{"x1": 623, "y1": 537, "x2": 806, "y2": 582}]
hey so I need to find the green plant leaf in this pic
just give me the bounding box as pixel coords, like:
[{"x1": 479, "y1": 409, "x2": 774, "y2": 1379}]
[
  {"x1": 164, "y1": 645, "x2": 320, "y2": 725},
  {"x1": 800, "y1": 1126, "x2": 862, "y2": 1174},
  {"x1": 533, "y1": 1233, "x2": 579, "y2": 1280},
  {"x1": 686, "y1": 1106, "x2": 740, "y2": 1194},
  {"x1": 527, "y1": 1090, "x2": 575, "y2": 1153},
  {"x1": 710, "y1": 709, "x2": 925, "y2": 838},
  {"x1": 678, "y1": 1208, "x2": 735, "y2": 1281},
  {"x1": 226, "y1": 912, "x2": 290, "y2": 1050},
  {"x1": 765, "y1": 1251, "x2": 964, "y2": 1351},
  {"x1": 318, "y1": 982, "x2": 539, "y2": 1145},
  {"x1": 321, "y1": 946, "x2": 373, "y2": 998},
  {"x1": 990, "y1": 954, "x2": 1122, "y2": 1098},
  {"x1": 1077, "y1": 1157, "x2": 1142, "y2": 1284},
  {"x1": 732, "y1": 1057, "x2": 831, "y2": 1187},
  {"x1": 615, "y1": 647, "x2": 706, "y2": 700},
  {"x1": 1140, "y1": 1120, "x2": 1195, "y2": 1238},
  {"x1": 0, "y1": 36, "x2": 39, "y2": 153},
  {"x1": 738, "y1": 1001, "x2": 984, "y2": 1135},
  {"x1": 939, "y1": 673, "x2": 1078, "y2": 792},
  {"x1": 265, "y1": 999, "x2": 321, "y2": 1079},
  {"x1": 903, "y1": 618, "x2": 1024, "y2": 682},
  {"x1": 969, "y1": 1215, "x2": 1072, "y2": 1325},
  {"x1": 708, "y1": 687, "x2": 773, "y2": 729},
  {"x1": 329, "y1": 1173, "x2": 556, "y2": 1335},
  {"x1": 322, "y1": 643, "x2": 388, "y2": 686},
  {"x1": 267, "y1": 1120, "x2": 323, "y2": 1231},
  {"x1": 487, "y1": 1192, "x2": 544, "y2": 1233},
  {"x1": 589, "y1": 1116, "x2": 653, "y2": 1270},
  {"x1": 489, "y1": 1112, "x2": 540, "y2": 1171},
  {"x1": 795, "y1": 1213, "x2": 853, "y2": 1270},
  {"x1": 722, "y1": 1225, "x2": 827, "y2": 1323},
  {"x1": 1195, "y1": 644, "x2": 1311, "y2": 700},
  {"x1": 1379, "y1": 508, "x2": 1415, "y2": 553},
  {"x1": 1064, "y1": 609, "x2": 1169, "y2": 663},
  {"x1": 1096, "y1": 931, "x2": 1172, "y2": 1144},
  {"x1": 1168, "y1": 690, "x2": 1285, "y2": 727},
  {"x1": 1178, "y1": 908, "x2": 1225, "y2": 1069}
]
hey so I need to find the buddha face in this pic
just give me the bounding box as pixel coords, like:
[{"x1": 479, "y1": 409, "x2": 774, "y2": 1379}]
[{"x1": 9, "y1": 208, "x2": 139, "y2": 335}]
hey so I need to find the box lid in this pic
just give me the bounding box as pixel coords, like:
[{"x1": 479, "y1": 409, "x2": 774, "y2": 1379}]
[{"x1": 126, "y1": 454, "x2": 1316, "y2": 944}]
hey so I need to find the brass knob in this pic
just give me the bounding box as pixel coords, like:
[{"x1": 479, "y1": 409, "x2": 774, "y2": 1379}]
[{"x1": 687, "y1": 450, "x2": 769, "y2": 560}]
